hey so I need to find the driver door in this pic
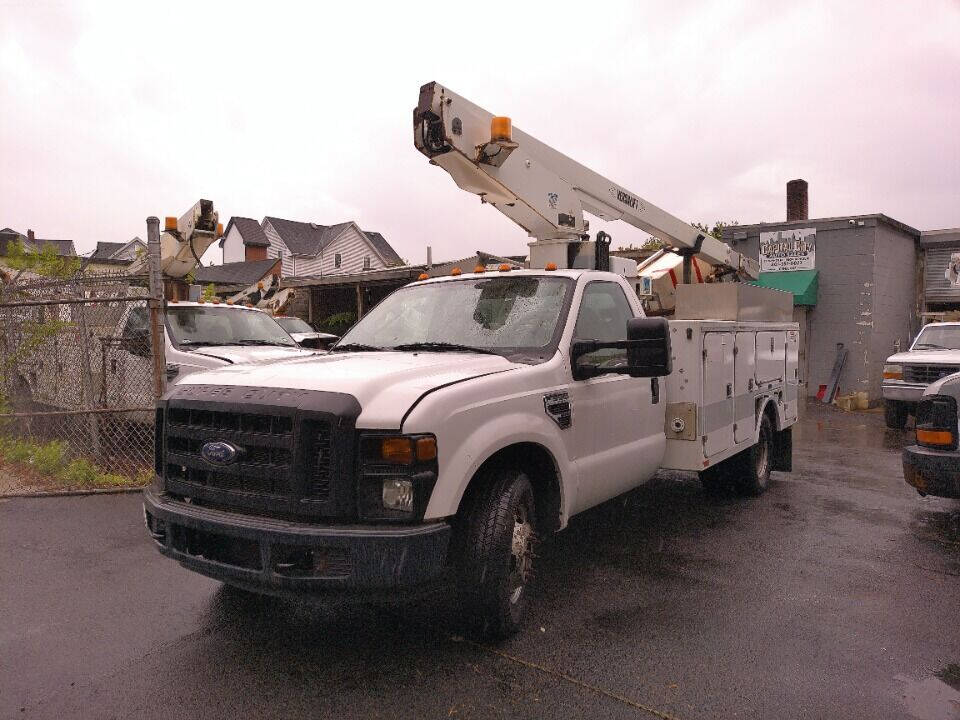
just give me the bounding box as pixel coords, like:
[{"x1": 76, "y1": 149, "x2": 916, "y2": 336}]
[{"x1": 567, "y1": 281, "x2": 665, "y2": 513}]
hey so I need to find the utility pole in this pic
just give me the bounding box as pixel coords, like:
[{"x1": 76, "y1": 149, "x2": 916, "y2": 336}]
[{"x1": 146, "y1": 217, "x2": 166, "y2": 400}]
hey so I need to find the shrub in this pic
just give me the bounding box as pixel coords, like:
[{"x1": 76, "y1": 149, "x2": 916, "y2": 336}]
[
  {"x1": 33, "y1": 440, "x2": 68, "y2": 475},
  {"x1": 59, "y1": 458, "x2": 100, "y2": 486}
]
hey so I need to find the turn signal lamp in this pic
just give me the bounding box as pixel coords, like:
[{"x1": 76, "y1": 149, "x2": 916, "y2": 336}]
[
  {"x1": 545, "y1": 262, "x2": 557, "y2": 271},
  {"x1": 883, "y1": 364, "x2": 903, "y2": 380},
  {"x1": 491, "y1": 116, "x2": 512, "y2": 142},
  {"x1": 381, "y1": 437, "x2": 414, "y2": 464},
  {"x1": 451, "y1": 267, "x2": 462, "y2": 276},
  {"x1": 212, "y1": 297, "x2": 221, "y2": 304},
  {"x1": 164, "y1": 216, "x2": 178, "y2": 231},
  {"x1": 917, "y1": 429, "x2": 954, "y2": 447},
  {"x1": 499, "y1": 264, "x2": 512, "y2": 272},
  {"x1": 474, "y1": 265, "x2": 486, "y2": 273},
  {"x1": 418, "y1": 273, "x2": 430, "y2": 280}
]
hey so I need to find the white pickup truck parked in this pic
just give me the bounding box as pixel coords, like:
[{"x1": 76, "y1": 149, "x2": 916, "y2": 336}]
[
  {"x1": 144, "y1": 269, "x2": 797, "y2": 637},
  {"x1": 883, "y1": 322, "x2": 960, "y2": 429}
]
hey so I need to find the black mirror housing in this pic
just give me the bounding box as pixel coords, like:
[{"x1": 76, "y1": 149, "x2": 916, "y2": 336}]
[
  {"x1": 626, "y1": 317, "x2": 672, "y2": 377},
  {"x1": 571, "y1": 317, "x2": 672, "y2": 380}
]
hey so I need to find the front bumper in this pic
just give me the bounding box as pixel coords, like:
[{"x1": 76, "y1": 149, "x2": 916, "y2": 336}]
[
  {"x1": 902, "y1": 445, "x2": 960, "y2": 499},
  {"x1": 143, "y1": 488, "x2": 453, "y2": 599},
  {"x1": 883, "y1": 382, "x2": 926, "y2": 404}
]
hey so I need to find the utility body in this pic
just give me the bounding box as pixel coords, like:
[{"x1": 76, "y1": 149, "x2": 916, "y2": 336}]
[{"x1": 144, "y1": 84, "x2": 796, "y2": 636}]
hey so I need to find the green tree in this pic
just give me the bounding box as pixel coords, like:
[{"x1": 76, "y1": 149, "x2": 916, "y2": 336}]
[{"x1": 692, "y1": 220, "x2": 739, "y2": 240}]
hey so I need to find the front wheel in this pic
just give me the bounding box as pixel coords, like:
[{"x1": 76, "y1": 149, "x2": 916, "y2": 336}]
[
  {"x1": 459, "y1": 468, "x2": 537, "y2": 639},
  {"x1": 737, "y1": 415, "x2": 774, "y2": 496}
]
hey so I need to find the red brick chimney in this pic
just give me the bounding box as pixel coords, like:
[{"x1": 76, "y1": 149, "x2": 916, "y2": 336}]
[{"x1": 786, "y1": 179, "x2": 808, "y2": 221}]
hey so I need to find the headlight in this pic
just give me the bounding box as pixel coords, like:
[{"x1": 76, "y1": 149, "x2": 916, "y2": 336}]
[
  {"x1": 357, "y1": 433, "x2": 438, "y2": 522},
  {"x1": 883, "y1": 364, "x2": 903, "y2": 380}
]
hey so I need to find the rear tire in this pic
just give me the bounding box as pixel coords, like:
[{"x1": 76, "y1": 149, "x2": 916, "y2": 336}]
[
  {"x1": 737, "y1": 414, "x2": 774, "y2": 496},
  {"x1": 884, "y1": 400, "x2": 908, "y2": 429},
  {"x1": 458, "y1": 468, "x2": 537, "y2": 640}
]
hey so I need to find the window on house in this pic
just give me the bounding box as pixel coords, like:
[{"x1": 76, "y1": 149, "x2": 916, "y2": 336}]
[
  {"x1": 364, "y1": 256, "x2": 371, "y2": 270},
  {"x1": 335, "y1": 253, "x2": 342, "y2": 268}
]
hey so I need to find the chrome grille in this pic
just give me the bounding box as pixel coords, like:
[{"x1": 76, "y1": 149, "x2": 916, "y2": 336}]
[{"x1": 903, "y1": 364, "x2": 960, "y2": 384}]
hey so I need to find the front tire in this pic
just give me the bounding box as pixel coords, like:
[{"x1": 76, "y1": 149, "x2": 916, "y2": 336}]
[
  {"x1": 884, "y1": 400, "x2": 908, "y2": 429},
  {"x1": 459, "y1": 468, "x2": 537, "y2": 639},
  {"x1": 737, "y1": 414, "x2": 774, "y2": 496}
]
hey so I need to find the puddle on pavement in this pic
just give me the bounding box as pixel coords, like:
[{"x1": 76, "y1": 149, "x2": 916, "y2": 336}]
[{"x1": 895, "y1": 673, "x2": 960, "y2": 720}]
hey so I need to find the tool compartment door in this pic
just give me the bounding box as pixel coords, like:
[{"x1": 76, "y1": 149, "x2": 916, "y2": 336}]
[
  {"x1": 784, "y1": 329, "x2": 799, "y2": 420},
  {"x1": 756, "y1": 331, "x2": 786, "y2": 384},
  {"x1": 734, "y1": 332, "x2": 756, "y2": 443},
  {"x1": 703, "y1": 332, "x2": 734, "y2": 457}
]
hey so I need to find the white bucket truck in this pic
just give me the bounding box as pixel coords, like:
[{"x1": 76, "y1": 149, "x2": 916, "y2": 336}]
[{"x1": 143, "y1": 84, "x2": 797, "y2": 637}]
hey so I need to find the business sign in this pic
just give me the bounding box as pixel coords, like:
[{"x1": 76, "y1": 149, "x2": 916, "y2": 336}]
[
  {"x1": 945, "y1": 252, "x2": 960, "y2": 287},
  {"x1": 759, "y1": 228, "x2": 816, "y2": 272}
]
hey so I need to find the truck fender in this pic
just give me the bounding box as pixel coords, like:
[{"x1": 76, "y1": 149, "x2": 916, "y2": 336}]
[
  {"x1": 423, "y1": 411, "x2": 571, "y2": 529},
  {"x1": 756, "y1": 395, "x2": 792, "y2": 472}
]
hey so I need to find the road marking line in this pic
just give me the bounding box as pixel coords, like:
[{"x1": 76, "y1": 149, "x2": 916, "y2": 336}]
[{"x1": 451, "y1": 635, "x2": 683, "y2": 720}]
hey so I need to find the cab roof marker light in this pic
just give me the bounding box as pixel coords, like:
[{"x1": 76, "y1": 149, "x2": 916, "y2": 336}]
[
  {"x1": 418, "y1": 273, "x2": 430, "y2": 280},
  {"x1": 451, "y1": 267, "x2": 462, "y2": 276},
  {"x1": 164, "y1": 216, "x2": 177, "y2": 231},
  {"x1": 474, "y1": 265, "x2": 486, "y2": 273}
]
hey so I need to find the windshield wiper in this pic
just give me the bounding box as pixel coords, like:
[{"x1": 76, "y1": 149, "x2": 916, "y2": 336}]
[
  {"x1": 391, "y1": 342, "x2": 500, "y2": 356},
  {"x1": 177, "y1": 340, "x2": 222, "y2": 348},
  {"x1": 331, "y1": 342, "x2": 387, "y2": 352},
  {"x1": 232, "y1": 339, "x2": 297, "y2": 347},
  {"x1": 914, "y1": 343, "x2": 950, "y2": 350}
]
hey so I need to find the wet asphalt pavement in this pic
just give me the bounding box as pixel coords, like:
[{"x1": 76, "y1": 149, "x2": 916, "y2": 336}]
[{"x1": 2, "y1": 402, "x2": 959, "y2": 719}]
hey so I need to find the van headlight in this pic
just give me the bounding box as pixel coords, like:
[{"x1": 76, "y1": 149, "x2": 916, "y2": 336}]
[
  {"x1": 883, "y1": 364, "x2": 903, "y2": 381},
  {"x1": 357, "y1": 433, "x2": 438, "y2": 522}
]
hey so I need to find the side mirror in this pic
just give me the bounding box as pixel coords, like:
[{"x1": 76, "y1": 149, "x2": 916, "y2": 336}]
[{"x1": 571, "y1": 317, "x2": 672, "y2": 380}]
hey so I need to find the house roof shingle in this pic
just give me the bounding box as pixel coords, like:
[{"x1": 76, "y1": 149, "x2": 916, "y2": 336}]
[
  {"x1": 90, "y1": 241, "x2": 127, "y2": 260},
  {"x1": 362, "y1": 230, "x2": 403, "y2": 266},
  {"x1": 194, "y1": 258, "x2": 280, "y2": 286},
  {"x1": 224, "y1": 216, "x2": 270, "y2": 248},
  {"x1": 265, "y1": 217, "x2": 353, "y2": 256}
]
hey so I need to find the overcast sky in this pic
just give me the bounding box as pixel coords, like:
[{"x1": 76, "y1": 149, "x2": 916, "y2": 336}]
[{"x1": 1, "y1": 1, "x2": 958, "y2": 266}]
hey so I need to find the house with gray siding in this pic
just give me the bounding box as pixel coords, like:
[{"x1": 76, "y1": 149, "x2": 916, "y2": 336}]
[
  {"x1": 262, "y1": 217, "x2": 403, "y2": 278},
  {"x1": 220, "y1": 216, "x2": 403, "y2": 278}
]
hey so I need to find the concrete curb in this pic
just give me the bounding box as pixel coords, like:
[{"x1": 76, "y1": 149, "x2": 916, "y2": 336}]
[{"x1": 0, "y1": 486, "x2": 146, "y2": 499}]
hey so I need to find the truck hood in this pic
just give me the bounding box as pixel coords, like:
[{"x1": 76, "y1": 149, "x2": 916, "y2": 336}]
[
  {"x1": 188, "y1": 345, "x2": 313, "y2": 365},
  {"x1": 176, "y1": 351, "x2": 521, "y2": 427},
  {"x1": 924, "y1": 371, "x2": 960, "y2": 398},
  {"x1": 886, "y1": 349, "x2": 960, "y2": 364}
]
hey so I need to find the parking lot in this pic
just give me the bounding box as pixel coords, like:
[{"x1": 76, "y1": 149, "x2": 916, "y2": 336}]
[{"x1": 2, "y1": 401, "x2": 958, "y2": 720}]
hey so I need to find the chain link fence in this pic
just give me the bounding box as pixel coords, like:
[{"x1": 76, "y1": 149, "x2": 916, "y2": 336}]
[{"x1": 0, "y1": 271, "x2": 160, "y2": 495}]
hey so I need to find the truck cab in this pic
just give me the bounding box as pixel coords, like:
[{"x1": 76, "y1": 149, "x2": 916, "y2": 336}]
[{"x1": 883, "y1": 322, "x2": 960, "y2": 429}]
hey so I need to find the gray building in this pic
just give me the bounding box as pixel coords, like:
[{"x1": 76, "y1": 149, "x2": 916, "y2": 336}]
[{"x1": 723, "y1": 184, "x2": 920, "y2": 402}]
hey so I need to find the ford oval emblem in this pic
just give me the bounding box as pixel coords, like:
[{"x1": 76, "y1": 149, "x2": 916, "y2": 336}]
[{"x1": 201, "y1": 441, "x2": 239, "y2": 465}]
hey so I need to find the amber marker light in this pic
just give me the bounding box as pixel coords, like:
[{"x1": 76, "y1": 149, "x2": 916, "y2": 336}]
[
  {"x1": 499, "y1": 264, "x2": 512, "y2": 272},
  {"x1": 544, "y1": 262, "x2": 558, "y2": 271},
  {"x1": 491, "y1": 116, "x2": 512, "y2": 142},
  {"x1": 474, "y1": 265, "x2": 486, "y2": 273},
  {"x1": 381, "y1": 437, "x2": 414, "y2": 464},
  {"x1": 216, "y1": 222, "x2": 224, "y2": 238},
  {"x1": 415, "y1": 436, "x2": 438, "y2": 461},
  {"x1": 164, "y1": 217, "x2": 178, "y2": 231},
  {"x1": 917, "y1": 429, "x2": 954, "y2": 447},
  {"x1": 418, "y1": 273, "x2": 430, "y2": 280},
  {"x1": 451, "y1": 267, "x2": 462, "y2": 276}
]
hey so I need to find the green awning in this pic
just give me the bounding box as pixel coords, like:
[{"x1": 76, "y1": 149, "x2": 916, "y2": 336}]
[{"x1": 751, "y1": 269, "x2": 818, "y2": 306}]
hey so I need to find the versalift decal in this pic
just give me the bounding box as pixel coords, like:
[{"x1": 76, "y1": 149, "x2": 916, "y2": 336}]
[{"x1": 610, "y1": 187, "x2": 642, "y2": 212}]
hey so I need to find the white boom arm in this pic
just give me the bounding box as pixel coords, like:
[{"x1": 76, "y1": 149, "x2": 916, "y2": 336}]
[{"x1": 414, "y1": 82, "x2": 758, "y2": 280}]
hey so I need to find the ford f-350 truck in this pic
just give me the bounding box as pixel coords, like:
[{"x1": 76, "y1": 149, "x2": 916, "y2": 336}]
[{"x1": 144, "y1": 269, "x2": 797, "y2": 637}]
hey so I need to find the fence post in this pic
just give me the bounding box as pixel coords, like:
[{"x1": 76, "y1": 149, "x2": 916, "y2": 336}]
[{"x1": 146, "y1": 217, "x2": 166, "y2": 400}]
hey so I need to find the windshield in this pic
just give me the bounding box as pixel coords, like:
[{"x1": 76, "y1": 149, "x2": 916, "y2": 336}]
[
  {"x1": 165, "y1": 306, "x2": 298, "y2": 348},
  {"x1": 275, "y1": 316, "x2": 314, "y2": 334},
  {"x1": 911, "y1": 325, "x2": 960, "y2": 350},
  {"x1": 337, "y1": 276, "x2": 574, "y2": 356}
]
